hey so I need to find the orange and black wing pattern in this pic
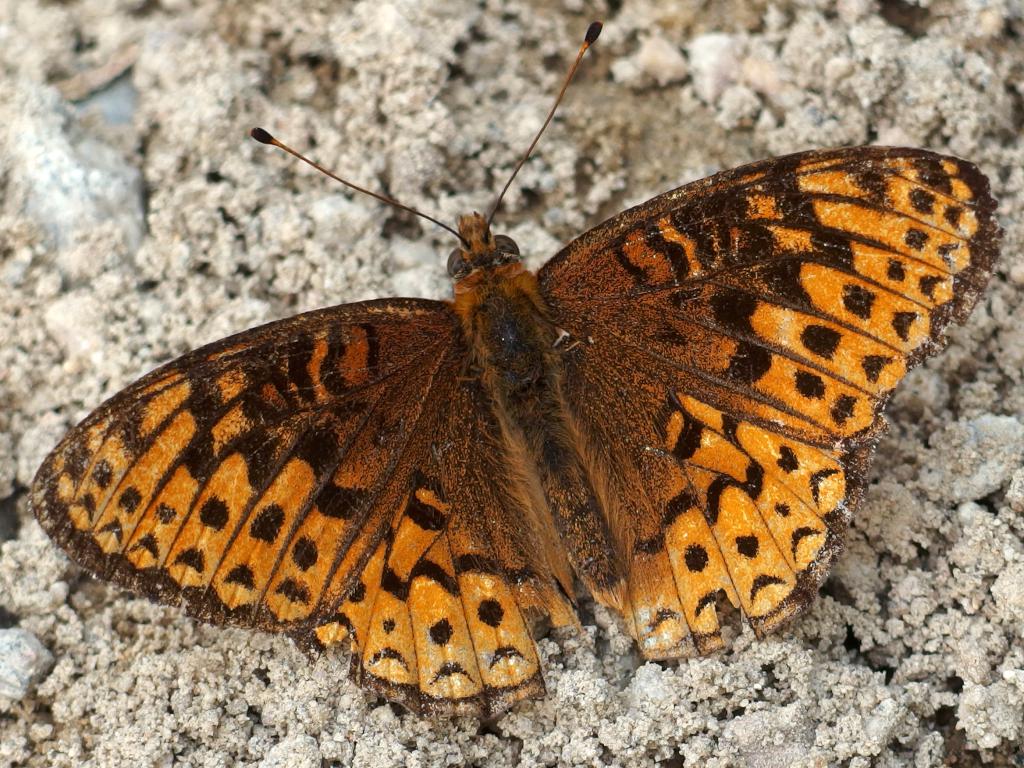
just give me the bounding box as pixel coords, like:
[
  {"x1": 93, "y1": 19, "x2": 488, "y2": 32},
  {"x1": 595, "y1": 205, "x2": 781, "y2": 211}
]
[
  {"x1": 30, "y1": 299, "x2": 458, "y2": 637},
  {"x1": 31, "y1": 298, "x2": 575, "y2": 717},
  {"x1": 539, "y1": 147, "x2": 1000, "y2": 655},
  {"x1": 327, "y1": 375, "x2": 576, "y2": 716}
]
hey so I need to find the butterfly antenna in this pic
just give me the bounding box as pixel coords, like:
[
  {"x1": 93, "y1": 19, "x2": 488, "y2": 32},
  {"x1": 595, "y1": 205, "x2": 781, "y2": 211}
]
[
  {"x1": 249, "y1": 127, "x2": 468, "y2": 247},
  {"x1": 486, "y1": 20, "x2": 602, "y2": 228}
]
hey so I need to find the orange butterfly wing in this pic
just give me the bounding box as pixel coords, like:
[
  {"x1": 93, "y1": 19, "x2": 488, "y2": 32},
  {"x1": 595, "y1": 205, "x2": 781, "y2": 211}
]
[
  {"x1": 333, "y1": 376, "x2": 575, "y2": 716},
  {"x1": 31, "y1": 299, "x2": 455, "y2": 632},
  {"x1": 31, "y1": 298, "x2": 574, "y2": 717},
  {"x1": 538, "y1": 147, "x2": 1000, "y2": 655}
]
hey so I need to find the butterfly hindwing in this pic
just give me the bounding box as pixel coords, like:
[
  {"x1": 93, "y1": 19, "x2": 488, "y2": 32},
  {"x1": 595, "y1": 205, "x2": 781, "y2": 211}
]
[
  {"x1": 317, "y1": 376, "x2": 576, "y2": 717},
  {"x1": 541, "y1": 147, "x2": 999, "y2": 655}
]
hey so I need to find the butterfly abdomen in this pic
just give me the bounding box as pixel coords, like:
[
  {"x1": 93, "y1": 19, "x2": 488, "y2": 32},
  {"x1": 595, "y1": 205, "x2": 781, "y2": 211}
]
[{"x1": 453, "y1": 264, "x2": 627, "y2": 599}]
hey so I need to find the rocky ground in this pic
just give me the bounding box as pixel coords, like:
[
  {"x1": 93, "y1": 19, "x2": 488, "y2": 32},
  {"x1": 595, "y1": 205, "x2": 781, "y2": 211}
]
[{"x1": 1, "y1": 0, "x2": 1023, "y2": 766}]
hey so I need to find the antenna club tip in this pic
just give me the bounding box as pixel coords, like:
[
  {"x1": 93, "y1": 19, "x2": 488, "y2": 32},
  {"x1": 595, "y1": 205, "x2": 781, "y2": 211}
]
[
  {"x1": 250, "y1": 127, "x2": 275, "y2": 144},
  {"x1": 585, "y1": 21, "x2": 602, "y2": 44}
]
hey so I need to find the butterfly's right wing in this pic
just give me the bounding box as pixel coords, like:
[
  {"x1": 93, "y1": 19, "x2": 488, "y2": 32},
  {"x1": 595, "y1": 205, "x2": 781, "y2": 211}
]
[
  {"x1": 538, "y1": 147, "x2": 1000, "y2": 656},
  {"x1": 31, "y1": 299, "x2": 460, "y2": 636}
]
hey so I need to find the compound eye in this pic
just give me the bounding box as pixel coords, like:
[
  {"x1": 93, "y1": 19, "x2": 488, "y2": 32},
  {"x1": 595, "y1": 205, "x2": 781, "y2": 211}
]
[
  {"x1": 494, "y1": 234, "x2": 520, "y2": 255},
  {"x1": 447, "y1": 248, "x2": 468, "y2": 277}
]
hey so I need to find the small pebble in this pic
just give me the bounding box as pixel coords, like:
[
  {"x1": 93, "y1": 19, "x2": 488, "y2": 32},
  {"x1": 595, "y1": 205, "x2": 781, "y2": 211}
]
[{"x1": 0, "y1": 629, "x2": 54, "y2": 701}]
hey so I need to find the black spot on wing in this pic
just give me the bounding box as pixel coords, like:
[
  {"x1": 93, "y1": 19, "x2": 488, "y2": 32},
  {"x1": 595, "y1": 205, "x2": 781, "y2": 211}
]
[
  {"x1": 791, "y1": 527, "x2": 821, "y2": 556},
  {"x1": 842, "y1": 284, "x2": 875, "y2": 319},
  {"x1": 174, "y1": 547, "x2": 205, "y2": 573},
  {"x1": 98, "y1": 519, "x2": 123, "y2": 543},
  {"x1": 429, "y1": 618, "x2": 453, "y2": 645},
  {"x1": 830, "y1": 394, "x2": 857, "y2": 425},
  {"x1": 199, "y1": 497, "x2": 229, "y2": 530},
  {"x1": 347, "y1": 581, "x2": 366, "y2": 603},
  {"x1": 800, "y1": 325, "x2": 841, "y2": 360},
  {"x1": 809, "y1": 469, "x2": 840, "y2": 506},
  {"x1": 489, "y1": 646, "x2": 525, "y2": 668},
  {"x1": 777, "y1": 445, "x2": 799, "y2": 473},
  {"x1": 431, "y1": 661, "x2": 472, "y2": 684},
  {"x1": 736, "y1": 535, "x2": 759, "y2": 558},
  {"x1": 908, "y1": 187, "x2": 935, "y2": 214},
  {"x1": 91, "y1": 460, "x2": 113, "y2": 489},
  {"x1": 250, "y1": 504, "x2": 285, "y2": 542},
  {"x1": 695, "y1": 589, "x2": 725, "y2": 617},
  {"x1": 725, "y1": 340, "x2": 773, "y2": 384},
  {"x1": 750, "y1": 574, "x2": 787, "y2": 600},
  {"x1": 904, "y1": 228, "x2": 928, "y2": 250},
  {"x1": 892, "y1": 312, "x2": 917, "y2": 342},
  {"x1": 477, "y1": 599, "x2": 504, "y2": 627},
  {"x1": 887, "y1": 259, "x2": 906, "y2": 282},
  {"x1": 292, "y1": 537, "x2": 318, "y2": 570},
  {"x1": 275, "y1": 578, "x2": 310, "y2": 605},
  {"x1": 861, "y1": 355, "x2": 891, "y2": 383},
  {"x1": 684, "y1": 544, "x2": 708, "y2": 572},
  {"x1": 118, "y1": 487, "x2": 142, "y2": 514},
  {"x1": 133, "y1": 532, "x2": 159, "y2": 558},
  {"x1": 225, "y1": 563, "x2": 255, "y2": 589},
  {"x1": 368, "y1": 647, "x2": 409, "y2": 670}
]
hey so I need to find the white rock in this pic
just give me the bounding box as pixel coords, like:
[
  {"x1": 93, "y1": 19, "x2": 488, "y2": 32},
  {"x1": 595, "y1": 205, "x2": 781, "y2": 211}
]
[
  {"x1": 43, "y1": 290, "x2": 106, "y2": 361},
  {"x1": 1006, "y1": 468, "x2": 1024, "y2": 512},
  {"x1": 0, "y1": 629, "x2": 53, "y2": 701},
  {"x1": 991, "y1": 564, "x2": 1024, "y2": 623},
  {"x1": 688, "y1": 33, "x2": 739, "y2": 103},
  {"x1": 921, "y1": 415, "x2": 1024, "y2": 503},
  {"x1": 635, "y1": 35, "x2": 688, "y2": 86},
  {"x1": 715, "y1": 84, "x2": 762, "y2": 129},
  {"x1": 958, "y1": 681, "x2": 1023, "y2": 750},
  {"x1": 4, "y1": 80, "x2": 143, "y2": 253},
  {"x1": 0, "y1": 432, "x2": 14, "y2": 500}
]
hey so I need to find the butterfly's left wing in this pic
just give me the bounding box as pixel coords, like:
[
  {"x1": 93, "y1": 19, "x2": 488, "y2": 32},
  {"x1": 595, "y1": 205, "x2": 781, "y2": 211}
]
[
  {"x1": 538, "y1": 147, "x2": 1000, "y2": 656},
  {"x1": 32, "y1": 298, "x2": 575, "y2": 717},
  {"x1": 30, "y1": 299, "x2": 459, "y2": 635}
]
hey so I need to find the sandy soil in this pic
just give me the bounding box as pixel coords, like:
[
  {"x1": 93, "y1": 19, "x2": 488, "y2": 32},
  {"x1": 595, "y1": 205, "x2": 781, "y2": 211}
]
[{"x1": 1, "y1": 0, "x2": 1023, "y2": 766}]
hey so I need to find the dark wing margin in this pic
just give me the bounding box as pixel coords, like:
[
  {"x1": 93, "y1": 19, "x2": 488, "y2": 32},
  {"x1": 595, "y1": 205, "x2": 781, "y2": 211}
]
[
  {"x1": 541, "y1": 146, "x2": 999, "y2": 331},
  {"x1": 539, "y1": 147, "x2": 1000, "y2": 655}
]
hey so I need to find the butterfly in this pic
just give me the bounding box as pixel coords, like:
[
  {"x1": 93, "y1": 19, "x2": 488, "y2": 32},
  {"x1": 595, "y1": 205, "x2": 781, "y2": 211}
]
[{"x1": 31, "y1": 22, "x2": 1000, "y2": 718}]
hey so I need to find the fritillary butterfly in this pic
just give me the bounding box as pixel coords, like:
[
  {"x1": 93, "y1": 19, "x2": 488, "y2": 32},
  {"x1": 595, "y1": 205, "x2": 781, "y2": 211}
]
[{"x1": 31, "y1": 22, "x2": 1000, "y2": 716}]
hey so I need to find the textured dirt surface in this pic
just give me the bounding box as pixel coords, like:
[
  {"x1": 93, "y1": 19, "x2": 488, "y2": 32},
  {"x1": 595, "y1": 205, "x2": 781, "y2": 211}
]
[{"x1": 2, "y1": 1, "x2": 1023, "y2": 766}]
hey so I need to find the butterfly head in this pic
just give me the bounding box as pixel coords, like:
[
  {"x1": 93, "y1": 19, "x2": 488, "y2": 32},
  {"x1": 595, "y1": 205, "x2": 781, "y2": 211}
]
[{"x1": 447, "y1": 212, "x2": 521, "y2": 281}]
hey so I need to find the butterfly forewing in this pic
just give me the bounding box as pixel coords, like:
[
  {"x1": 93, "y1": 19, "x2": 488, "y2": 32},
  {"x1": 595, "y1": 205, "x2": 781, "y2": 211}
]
[
  {"x1": 32, "y1": 299, "x2": 462, "y2": 631},
  {"x1": 540, "y1": 147, "x2": 999, "y2": 655}
]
